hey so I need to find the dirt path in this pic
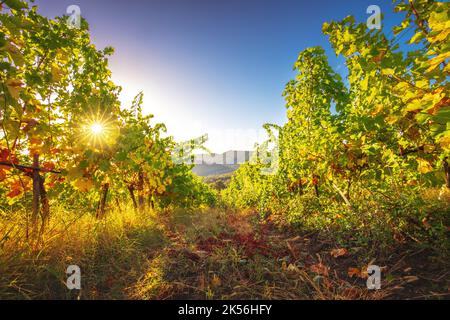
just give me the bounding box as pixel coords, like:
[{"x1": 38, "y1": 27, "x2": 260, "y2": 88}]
[{"x1": 125, "y1": 209, "x2": 449, "y2": 300}]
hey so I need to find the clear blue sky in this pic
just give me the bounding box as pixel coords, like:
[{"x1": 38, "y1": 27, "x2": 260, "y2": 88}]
[{"x1": 34, "y1": 0, "x2": 404, "y2": 152}]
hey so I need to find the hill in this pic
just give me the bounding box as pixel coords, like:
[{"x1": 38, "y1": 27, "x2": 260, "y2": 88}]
[{"x1": 191, "y1": 150, "x2": 253, "y2": 177}]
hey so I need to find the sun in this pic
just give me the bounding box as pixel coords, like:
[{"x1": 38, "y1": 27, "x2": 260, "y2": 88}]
[
  {"x1": 82, "y1": 119, "x2": 112, "y2": 150},
  {"x1": 90, "y1": 123, "x2": 104, "y2": 135},
  {"x1": 78, "y1": 112, "x2": 118, "y2": 151}
]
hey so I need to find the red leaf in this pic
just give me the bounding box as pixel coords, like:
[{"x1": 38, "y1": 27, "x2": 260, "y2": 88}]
[
  {"x1": 51, "y1": 148, "x2": 61, "y2": 155},
  {"x1": 43, "y1": 161, "x2": 55, "y2": 171},
  {"x1": 29, "y1": 137, "x2": 42, "y2": 146},
  {"x1": 7, "y1": 188, "x2": 21, "y2": 198},
  {"x1": 347, "y1": 267, "x2": 368, "y2": 279},
  {"x1": 7, "y1": 180, "x2": 26, "y2": 198},
  {"x1": 0, "y1": 148, "x2": 10, "y2": 162},
  {"x1": 347, "y1": 267, "x2": 361, "y2": 278},
  {"x1": 22, "y1": 119, "x2": 38, "y2": 132},
  {"x1": 310, "y1": 263, "x2": 329, "y2": 276},
  {"x1": 0, "y1": 169, "x2": 6, "y2": 181}
]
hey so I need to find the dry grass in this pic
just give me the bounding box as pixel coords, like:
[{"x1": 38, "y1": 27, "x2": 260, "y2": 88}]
[{"x1": 0, "y1": 205, "x2": 166, "y2": 299}]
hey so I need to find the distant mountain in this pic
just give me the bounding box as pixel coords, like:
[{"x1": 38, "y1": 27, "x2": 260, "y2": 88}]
[
  {"x1": 191, "y1": 150, "x2": 253, "y2": 177},
  {"x1": 192, "y1": 164, "x2": 239, "y2": 177}
]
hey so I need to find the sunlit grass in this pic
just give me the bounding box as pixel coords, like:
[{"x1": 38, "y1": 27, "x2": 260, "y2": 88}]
[{"x1": 0, "y1": 205, "x2": 165, "y2": 299}]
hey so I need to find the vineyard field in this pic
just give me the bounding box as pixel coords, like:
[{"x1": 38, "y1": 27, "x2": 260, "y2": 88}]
[{"x1": 0, "y1": 0, "x2": 449, "y2": 301}]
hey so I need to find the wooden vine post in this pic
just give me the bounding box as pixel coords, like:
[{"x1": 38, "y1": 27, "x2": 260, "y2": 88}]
[
  {"x1": 0, "y1": 156, "x2": 55, "y2": 233},
  {"x1": 96, "y1": 183, "x2": 110, "y2": 219},
  {"x1": 29, "y1": 153, "x2": 50, "y2": 234},
  {"x1": 128, "y1": 185, "x2": 138, "y2": 209},
  {"x1": 137, "y1": 170, "x2": 145, "y2": 210},
  {"x1": 31, "y1": 154, "x2": 40, "y2": 226}
]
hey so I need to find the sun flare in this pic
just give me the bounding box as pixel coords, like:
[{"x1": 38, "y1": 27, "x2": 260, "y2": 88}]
[
  {"x1": 90, "y1": 123, "x2": 104, "y2": 135},
  {"x1": 78, "y1": 113, "x2": 118, "y2": 151}
]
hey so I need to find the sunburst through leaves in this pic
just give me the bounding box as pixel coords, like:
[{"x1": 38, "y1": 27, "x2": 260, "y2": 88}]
[{"x1": 79, "y1": 113, "x2": 118, "y2": 151}]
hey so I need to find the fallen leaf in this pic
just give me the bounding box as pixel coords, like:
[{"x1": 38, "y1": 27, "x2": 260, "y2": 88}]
[
  {"x1": 310, "y1": 263, "x2": 329, "y2": 277},
  {"x1": 330, "y1": 248, "x2": 348, "y2": 258},
  {"x1": 348, "y1": 267, "x2": 360, "y2": 278},
  {"x1": 347, "y1": 267, "x2": 367, "y2": 279}
]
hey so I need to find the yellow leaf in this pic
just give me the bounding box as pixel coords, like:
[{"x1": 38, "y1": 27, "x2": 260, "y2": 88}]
[
  {"x1": 444, "y1": 63, "x2": 450, "y2": 73},
  {"x1": 405, "y1": 99, "x2": 423, "y2": 112},
  {"x1": 67, "y1": 166, "x2": 84, "y2": 181},
  {"x1": 428, "y1": 28, "x2": 450, "y2": 43},
  {"x1": 426, "y1": 52, "x2": 450, "y2": 73},
  {"x1": 385, "y1": 115, "x2": 398, "y2": 125},
  {"x1": 424, "y1": 144, "x2": 435, "y2": 154},
  {"x1": 361, "y1": 77, "x2": 369, "y2": 91},
  {"x1": 409, "y1": 32, "x2": 424, "y2": 44},
  {"x1": 415, "y1": 80, "x2": 429, "y2": 90},
  {"x1": 56, "y1": 49, "x2": 70, "y2": 63},
  {"x1": 371, "y1": 104, "x2": 384, "y2": 116},
  {"x1": 326, "y1": 170, "x2": 333, "y2": 181},
  {"x1": 6, "y1": 79, "x2": 24, "y2": 99},
  {"x1": 287, "y1": 263, "x2": 300, "y2": 273},
  {"x1": 381, "y1": 68, "x2": 395, "y2": 76},
  {"x1": 417, "y1": 158, "x2": 433, "y2": 174},
  {"x1": 357, "y1": 158, "x2": 367, "y2": 166},
  {"x1": 5, "y1": 42, "x2": 24, "y2": 66},
  {"x1": 51, "y1": 63, "x2": 64, "y2": 82},
  {"x1": 148, "y1": 179, "x2": 157, "y2": 188},
  {"x1": 438, "y1": 134, "x2": 450, "y2": 151},
  {"x1": 74, "y1": 178, "x2": 94, "y2": 192},
  {"x1": 157, "y1": 185, "x2": 166, "y2": 194},
  {"x1": 428, "y1": 9, "x2": 450, "y2": 32}
]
